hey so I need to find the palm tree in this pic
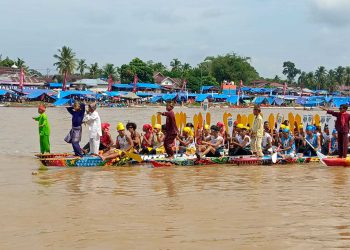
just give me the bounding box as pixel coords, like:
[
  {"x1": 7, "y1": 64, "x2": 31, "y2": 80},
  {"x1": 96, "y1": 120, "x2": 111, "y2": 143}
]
[
  {"x1": 314, "y1": 66, "x2": 327, "y2": 90},
  {"x1": 345, "y1": 67, "x2": 350, "y2": 86},
  {"x1": 170, "y1": 58, "x2": 182, "y2": 71},
  {"x1": 89, "y1": 63, "x2": 100, "y2": 79},
  {"x1": 298, "y1": 71, "x2": 307, "y2": 88},
  {"x1": 16, "y1": 58, "x2": 25, "y2": 68},
  {"x1": 102, "y1": 63, "x2": 118, "y2": 81},
  {"x1": 77, "y1": 59, "x2": 87, "y2": 77},
  {"x1": 327, "y1": 69, "x2": 337, "y2": 91},
  {"x1": 335, "y1": 66, "x2": 345, "y2": 86},
  {"x1": 53, "y1": 46, "x2": 77, "y2": 91},
  {"x1": 306, "y1": 72, "x2": 314, "y2": 89}
]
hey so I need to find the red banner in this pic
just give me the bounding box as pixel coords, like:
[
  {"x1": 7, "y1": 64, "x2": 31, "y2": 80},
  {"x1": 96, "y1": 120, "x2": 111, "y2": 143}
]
[
  {"x1": 19, "y1": 67, "x2": 24, "y2": 91},
  {"x1": 133, "y1": 74, "x2": 138, "y2": 93},
  {"x1": 62, "y1": 71, "x2": 67, "y2": 91},
  {"x1": 181, "y1": 79, "x2": 187, "y2": 91},
  {"x1": 107, "y1": 75, "x2": 113, "y2": 92}
]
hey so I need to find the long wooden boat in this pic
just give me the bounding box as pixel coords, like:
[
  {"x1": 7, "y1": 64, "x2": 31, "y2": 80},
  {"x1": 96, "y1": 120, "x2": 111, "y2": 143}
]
[
  {"x1": 36, "y1": 153, "x2": 319, "y2": 168},
  {"x1": 322, "y1": 157, "x2": 350, "y2": 167}
]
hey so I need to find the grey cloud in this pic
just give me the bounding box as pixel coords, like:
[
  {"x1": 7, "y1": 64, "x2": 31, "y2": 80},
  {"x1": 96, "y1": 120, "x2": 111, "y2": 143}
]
[{"x1": 309, "y1": 0, "x2": 350, "y2": 27}]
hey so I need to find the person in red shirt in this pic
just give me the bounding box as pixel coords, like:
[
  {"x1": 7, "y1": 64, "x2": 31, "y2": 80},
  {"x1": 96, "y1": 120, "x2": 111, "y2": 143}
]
[
  {"x1": 158, "y1": 102, "x2": 178, "y2": 159},
  {"x1": 321, "y1": 104, "x2": 350, "y2": 158}
]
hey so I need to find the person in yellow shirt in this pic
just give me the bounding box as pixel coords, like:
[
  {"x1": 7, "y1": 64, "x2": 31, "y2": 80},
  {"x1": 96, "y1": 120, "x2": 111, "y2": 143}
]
[{"x1": 251, "y1": 105, "x2": 264, "y2": 157}]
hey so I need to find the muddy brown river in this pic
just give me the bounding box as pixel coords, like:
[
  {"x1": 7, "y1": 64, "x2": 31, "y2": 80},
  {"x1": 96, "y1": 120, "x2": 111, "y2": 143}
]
[{"x1": 1, "y1": 106, "x2": 350, "y2": 249}]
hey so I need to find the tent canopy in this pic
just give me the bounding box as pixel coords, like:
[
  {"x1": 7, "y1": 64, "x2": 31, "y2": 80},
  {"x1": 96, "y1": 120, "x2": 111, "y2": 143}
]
[{"x1": 120, "y1": 92, "x2": 140, "y2": 99}]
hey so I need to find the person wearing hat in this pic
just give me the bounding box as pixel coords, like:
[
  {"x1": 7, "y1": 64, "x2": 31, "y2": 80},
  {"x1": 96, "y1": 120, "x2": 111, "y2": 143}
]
[
  {"x1": 65, "y1": 101, "x2": 85, "y2": 157},
  {"x1": 150, "y1": 124, "x2": 165, "y2": 154},
  {"x1": 157, "y1": 102, "x2": 178, "y2": 159},
  {"x1": 216, "y1": 122, "x2": 228, "y2": 143},
  {"x1": 140, "y1": 124, "x2": 154, "y2": 154},
  {"x1": 229, "y1": 126, "x2": 252, "y2": 156},
  {"x1": 303, "y1": 125, "x2": 321, "y2": 157},
  {"x1": 32, "y1": 105, "x2": 50, "y2": 154},
  {"x1": 100, "y1": 122, "x2": 133, "y2": 161},
  {"x1": 177, "y1": 126, "x2": 196, "y2": 154},
  {"x1": 330, "y1": 129, "x2": 338, "y2": 155},
  {"x1": 126, "y1": 122, "x2": 141, "y2": 151},
  {"x1": 321, "y1": 104, "x2": 350, "y2": 158},
  {"x1": 251, "y1": 105, "x2": 264, "y2": 157},
  {"x1": 321, "y1": 124, "x2": 330, "y2": 155},
  {"x1": 277, "y1": 127, "x2": 295, "y2": 158},
  {"x1": 83, "y1": 123, "x2": 114, "y2": 153},
  {"x1": 83, "y1": 103, "x2": 102, "y2": 155},
  {"x1": 198, "y1": 125, "x2": 224, "y2": 157}
]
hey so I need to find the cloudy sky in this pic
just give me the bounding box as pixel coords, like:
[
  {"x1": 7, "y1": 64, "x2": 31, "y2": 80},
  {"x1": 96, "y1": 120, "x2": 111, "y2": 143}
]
[{"x1": 1, "y1": 0, "x2": 350, "y2": 77}]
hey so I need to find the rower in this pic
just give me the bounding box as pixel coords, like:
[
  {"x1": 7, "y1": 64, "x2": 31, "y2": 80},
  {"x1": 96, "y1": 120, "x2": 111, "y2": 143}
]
[
  {"x1": 277, "y1": 127, "x2": 295, "y2": 159},
  {"x1": 198, "y1": 125, "x2": 224, "y2": 157},
  {"x1": 303, "y1": 125, "x2": 320, "y2": 157}
]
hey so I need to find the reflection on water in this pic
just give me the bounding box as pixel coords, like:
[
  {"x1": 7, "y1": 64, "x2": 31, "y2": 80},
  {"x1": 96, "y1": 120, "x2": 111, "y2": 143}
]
[{"x1": 2, "y1": 108, "x2": 350, "y2": 249}]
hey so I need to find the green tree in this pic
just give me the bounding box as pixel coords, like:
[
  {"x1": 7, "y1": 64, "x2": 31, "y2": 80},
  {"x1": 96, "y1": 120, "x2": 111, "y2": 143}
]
[
  {"x1": 345, "y1": 67, "x2": 350, "y2": 85},
  {"x1": 88, "y1": 62, "x2": 100, "y2": 79},
  {"x1": 77, "y1": 59, "x2": 87, "y2": 77},
  {"x1": 306, "y1": 72, "x2": 315, "y2": 89},
  {"x1": 335, "y1": 66, "x2": 345, "y2": 86},
  {"x1": 147, "y1": 60, "x2": 167, "y2": 73},
  {"x1": 102, "y1": 63, "x2": 118, "y2": 81},
  {"x1": 53, "y1": 46, "x2": 77, "y2": 90},
  {"x1": 282, "y1": 61, "x2": 301, "y2": 84},
  {"x1": 314, "y1": 66, "x2": 327, "y2": 90},
  {"x1": 204, "y1": 53, "x2": 259, "y2": 85},
  {"x1": 120, "y1": 58, "x2": 153, "y2": 83},
  {"x1": 170, "y1": 58, "x2": 182, "y2": 72},
  {"x1": 298, "y1": 71, "x2": 307, "y2": 88},
  {"x1": 0, "y1": 57, "x2": 14, "y2": 67},
  {"x1": 16, "y1": 58, "x2": 25, "y2": 68},
  {"x1": 327, "y1": 69, "x2": 337, "y2": 91}
]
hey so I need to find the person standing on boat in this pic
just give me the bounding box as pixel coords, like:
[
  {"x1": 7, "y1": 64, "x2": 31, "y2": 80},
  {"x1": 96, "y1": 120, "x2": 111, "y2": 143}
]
[
  {"x1": 83, "y1": 103, "x2": 102, "y2": 155},
  {"x1": 321, "y1": 104, "x2": 350, "y2": 158},
  {"x1": 251, "y1": 105, "x2": 264, "y2": 157},
  {"x1": 32, "y1": 105, "x2": 50, "y2": 154},
  {"x1": 158, "y1": 102, "x2": 178, "y2": 159},
  {"x1": 65, "y1": 102, "x2": 85, "y2": 157}
]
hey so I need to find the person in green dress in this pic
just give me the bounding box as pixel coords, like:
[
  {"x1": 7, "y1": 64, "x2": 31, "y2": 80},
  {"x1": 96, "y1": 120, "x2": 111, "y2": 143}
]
[{"x1": 33, "y1": 105, "x2": 51, "y2": 154}]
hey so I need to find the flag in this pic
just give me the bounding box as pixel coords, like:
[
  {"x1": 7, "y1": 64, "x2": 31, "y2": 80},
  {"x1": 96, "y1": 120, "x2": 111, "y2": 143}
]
[
  {"x1": 19, "y1": 67, "x2": 24, "y2": 91},
  {"x1": 62, "y1": 71, "x2": 67, "y2": 91},
  {"x1": 107, "y1": 75, "x2": 113, "y2": 92},
  {"x1": 181, "y1": 79, "x2": 187, "y2": 91},
  {"x1": 133, "y1": 74, "x2": 138, "y2": 93},
  {"x1": 283, "y1": 82, "x2": 287, "y2": 96},
  {"x1": 238, "y1": 80, "x2": 243, "y2": 96}
]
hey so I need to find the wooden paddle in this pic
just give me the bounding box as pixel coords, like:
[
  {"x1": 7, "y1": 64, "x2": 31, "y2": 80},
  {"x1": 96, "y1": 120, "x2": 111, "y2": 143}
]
[
  {"x1": 288, "y1": 112, "x2": 294, "y2": 134},
  {"x1": 193, "y1": 114, "x2": 198, "y2": 133},
  {"x1": 237, "y1": 114, "x2": 242, "y2": 124},
  {"x1": 226, "y1": 113, "x2": 232, "y2": 134},
  {"x1": 241, "y1": 115, "x2": 248, "y2": 126},
  {"x1": 175, "y1": 112, "x2": 181, "y2": 128},
  {"x1": 314, "y1": 114, "x2": 320, "y2": 127},
  {"x1": 295, "y1": 114, "x2": 301, "y2": 129},
  {"x1": 206, "y1": 112, "x2": 211, "y2": 126},
  {"x1": 179, "y1": 111, "x2": 184, "y2": 131},
  {"x1": 198, "y1": 112, "x2": 203, "y2": 129},
  {"x1": 276, "y1": 113, "x2": 283, "y2": 131},
  {"x1": 125, "y1": 150, "x2": 143, "y2": 163},
  {"x1": 223, "y1": 112, "x2": 228, "y2": 131},
  {"x1": 151, "y1": 115, "x2": 156, "y2": 127},
  {"x1": 268, "y1": 113, "x2": 274, "y2": 132},
  {"x1": 157, "y1": 113, "x2": 161, "y2": 125},
  {"x1": 182, "y1": 112, "x2": 187, "y2": 128},
  {"x1": 248, "y1": 114, "x2": 254, "y2": 128}
]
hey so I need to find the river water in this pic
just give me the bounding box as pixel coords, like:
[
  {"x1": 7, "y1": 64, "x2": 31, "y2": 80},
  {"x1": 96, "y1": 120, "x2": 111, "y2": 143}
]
[{"x1": 1, "y1": 107, "x2": 350, "y2": 249}]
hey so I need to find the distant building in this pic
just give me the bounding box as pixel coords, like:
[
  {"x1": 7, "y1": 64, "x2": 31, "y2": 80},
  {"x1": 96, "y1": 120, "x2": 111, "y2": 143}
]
[
  {"x1": 0, "y1": 67, "x2": 45, "y2": 90},
  {"x1": 153, "y1": 72, "x2": 182, "y2": 91}
]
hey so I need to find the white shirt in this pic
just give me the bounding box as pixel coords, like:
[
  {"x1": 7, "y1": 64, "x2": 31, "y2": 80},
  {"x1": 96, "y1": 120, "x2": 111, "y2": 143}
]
[
  {"x1": 84, "y1": 111, "x2": 102, "y2": 138},
  {"x1": 262, "y1": 133, "x2": 272, "y2": 148}
]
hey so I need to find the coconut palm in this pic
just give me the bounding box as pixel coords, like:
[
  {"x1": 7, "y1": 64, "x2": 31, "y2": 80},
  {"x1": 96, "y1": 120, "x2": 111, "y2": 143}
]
[
  {"x1": 89, "y1": 63, "x2": 100, "y2": 79},
  {"x1": 314, "y1": 66, "x2": 327, "y2": 90},
  {"x1": 102, "y1": 63, "x2": 118, "y2": 81},
  {"x1": 77, "y1": 59, "x2": 87, "y2": 77},
  {"x1": 298, "y1": 71, "x2": 307, "y2": 88},
  {"x1": 345, "y1": 67, "x2": 350, "y2": 85},
  {"x1": 53, "y1": 46, "x2": 77, "y2": 90},
  {"x1": 327, "y1": 69, "x2": 337, "y2": 91},
  {"x1": 170, "y1": 58, "x2": 182, "y2": 71},
  {"x1": 306, "y1": 72, "x2": 314, "y2": 89},
  {"x1": 335, "y1": 66, "x2": 345, "y2": 86}
]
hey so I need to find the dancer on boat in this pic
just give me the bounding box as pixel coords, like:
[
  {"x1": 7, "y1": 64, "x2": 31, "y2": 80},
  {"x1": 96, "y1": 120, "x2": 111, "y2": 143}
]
[
  {"x1": 65, "y1": 102, "x2": 85, "y2": 157},
  {"x1": 303, "y1": 125, "x2": 321, "y2": 157},
  {"x1": 321, "y1": 104, "x2": 350, "y2": 158},
  {"x1": 177, "y1": 127, "x2": 196, "y2": 154},
  {"x1": 330, "y1": 129, "x2": 338, "y2": 156},
  {"x1": 126, "y1": 122, "x2": 141, "y2": 152},
  {"x1": 100, "y1": 122, "x2": 133, "y2": 161},
  {"x1": 32, "y1": 105, "x2": 50, "y2": 154},
  {"x1": 158, "y1": 102, "x2": 178, "y2": 159},
  {"x1": 198, "y1": 125, "x2": 224, "y2": 157},
  {"x1": 83, "y1": 103, "x2": 102, "y2": 155},
  {"x1": 140, "y1": 124, "x2": 153, "y2": 154},
  {"x1": 251, "y1": 105, "x2": 264, "y2": 157},
  {"x1": 277, "y1": 127, "x2": 295, "y2": 159}
]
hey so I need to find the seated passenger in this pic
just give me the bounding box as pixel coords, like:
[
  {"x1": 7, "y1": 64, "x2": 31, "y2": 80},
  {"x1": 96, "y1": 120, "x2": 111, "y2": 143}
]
[
  {"x1": 198, "y1": 125, "x2": 224, "y2": 157},
  {"x1": 303, "y1": 125, "x2": 320, "y2": 157},
  {"x1": 229, "y1": 126, "x2": 252, "y2": 156},
  {"x1": 262, "y1": 130, "x2": 272, "y2": 155},
  {"x1": 177, "y1": 127, "x2": 196, "y2": 155},
  {"x1": 126, "y1": 122, "x2": 141, "y2": 152},
  {"x1": 330, "y1": 129, "x2": 338, "y2": 156},
  {"x1": 277, "y1": 127, "x2": 295, "y2": 159}
]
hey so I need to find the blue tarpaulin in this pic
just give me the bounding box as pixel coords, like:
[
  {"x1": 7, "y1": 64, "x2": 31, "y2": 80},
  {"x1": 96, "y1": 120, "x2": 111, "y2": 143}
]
[
  {"x1": 212, "y1": 94, "x2": 228, "y2": 100},
  {"x1": 150, "y1": 96, "x2": 162, "y2": 103},
  {"x1": 200, "y1": 86, "x2": 217, "y2": 93},
  {"x1": 253, "y1": 97, "x2": 268, "y2": 104},
  {"x1": 53, "y1": 98, "x2": 73, "y2": 106},
  {"x1": 222, "y1": 89, "x2": 237, "y2": 95},
  {"x1": 136, "y1": 92, "x2": 154, "y2": 97},
  {"x1": 59, "y1": 90, "x2": 95, "y2": 99},
  {"x1": 162, "y1": 93, "x2": 177, "y2": 101},
  {"x1": 332, "y1": 98, "x2": 350, "y2": 108},
  {"x1": 227, "y1": 95, "x2": 238, "y2": 104},
  {"x1": 195, "y1": 94, "x2": 210, "y2": 102},
  {"x1": 105, "y1": 91, "x2": 128, "y2": 97},
  {"x1": 112, "y1": 84, "x2": 133, "y2": 89},
  {"x1": 137, "y1": 83, "x2": 161, "y2": 89},
  {"x1": 274, "y1": 98, "x2": 284, "y2": 105},
  {"x1": 26, "y1": 90, "x2": 54, "y2": 99},
  {"x1": 48, "y1": 82, "x2": 71, "y2": 88},
  {"x1": 0, "y1": 89, "x2": 9, "y2": 95}
]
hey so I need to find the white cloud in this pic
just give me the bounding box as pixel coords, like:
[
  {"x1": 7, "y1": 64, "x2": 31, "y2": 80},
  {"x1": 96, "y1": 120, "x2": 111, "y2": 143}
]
[{"x1": 310, "y1": 0, "x2": 350, "y2": 26}]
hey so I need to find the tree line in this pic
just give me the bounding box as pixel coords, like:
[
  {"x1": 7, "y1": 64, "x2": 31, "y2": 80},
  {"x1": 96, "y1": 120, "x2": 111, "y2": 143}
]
[{"x1": 2, "y1": 46, "x2": 350, "y2": 92}]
